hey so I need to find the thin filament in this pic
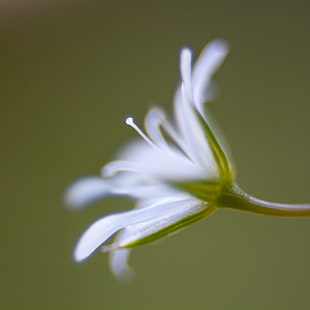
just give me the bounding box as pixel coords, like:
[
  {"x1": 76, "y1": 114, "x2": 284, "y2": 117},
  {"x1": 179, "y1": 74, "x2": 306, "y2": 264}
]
[{"x1": 126, "y1": 117, "x2": 157, "y2": 149}]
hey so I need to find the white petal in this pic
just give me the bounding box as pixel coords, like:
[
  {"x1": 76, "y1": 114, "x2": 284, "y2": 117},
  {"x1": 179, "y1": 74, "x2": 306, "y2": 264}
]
[
  {"x1": 174, "y1": 85, "x2": 218, "y2": 174},
  {"x1": 191, "y1": 40, "x2": 233, "y2": 173},
  {"x1": 173, "y1": 48, "x2": 216, "y2": 170},
  {"x1": 193, "y1": 39, "x2": 229, "y2": 113},
  {"x1": 65, "y1": 177, "x2": 110, "y2": 208},
  {"x1": 180, "y1": 48, "x2": 194, "y2": 102},
  {"x1": 144, "y1": 107, "x2": 170, "y2": 150},
  {"x1": 107, "y1": 197, "x2": 210, "y2": 281},
  {"x1": 102, "y1": 160, "x2": 143, "y2": 177},
  {"x1": 106, "y1": 178, "x2": 182, "y2": 200},
  {"x1": 101, "y1": 158, "x2": 187, "y2": 200},
  {"x1": 118, "y1": 140, "x2": 211, "y2": 180},
  {"x1": 108, "y1": 198, "x2": 208, "y2": 249},
  {"x1": 133, "y1": 190, "x2": 191, "y2": 205},
  {"x1": 109, "y1": 248, "x2": 135, "y2": 283},
  {"x1": 107, "y1": 226, "x2": 137, "y2": 283},
  {"x1": 74, "y1": 197, "x2": 200, "y2": 262},
  {"x1": 113, "y1": 184, "x2": 182, "y2": 200},
  {"x1": 171, "y1": 40, "x2": 230, "y2": 174}
]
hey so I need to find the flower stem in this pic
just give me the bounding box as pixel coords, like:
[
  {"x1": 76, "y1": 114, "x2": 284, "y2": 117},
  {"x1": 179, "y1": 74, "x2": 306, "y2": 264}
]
[{"x1": 217, "y1": 184, "x2": 310, "y2": 217}]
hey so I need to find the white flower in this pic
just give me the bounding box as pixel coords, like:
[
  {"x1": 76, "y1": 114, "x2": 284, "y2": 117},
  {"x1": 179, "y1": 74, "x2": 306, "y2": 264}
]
[{"x1": 66, "y1": 39, "x2": 310, "y2": 282}]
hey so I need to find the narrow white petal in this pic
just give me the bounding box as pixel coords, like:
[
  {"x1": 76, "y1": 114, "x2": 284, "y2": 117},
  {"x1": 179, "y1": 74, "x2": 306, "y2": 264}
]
[
  {"x1": 145, "y1": 107, "x2": 170, "y2": 150},
  {"x1": 102, "y1": 160, "x2": 143, "y2": 177},
  {"x1": 174, "y1": 56, "x2": 198, "y2": 164},
  {"x1": 156, "y1": 115, "x2": 191, "y2": 158},
  {"x1": 178, "y1": 84, "x2": 218, "y2": 173},
  {"x1": 180, "y1": 48, "x2": 194, "y2": 102},
  {"x1": 74, "y1": 212, "x2": 133, "y2": 262},
  {"x1": 73, "y1": 197, "x2": 201, "y2": 262},
  {"x1": 109, "y1": 198, "x2": 207, "y2": 249},
  {"x1": 132, "y1": 141, "x2": 208, "y2": 179},
  {"x1": 193, "y1": 39, "x2": 229, "y2": 112},
  {"x1": 192, "y1": 40, "x2": 233, "y2": 172},
  {"x1": 133, "y1": 190, "x2": 191, "y2": 206},
  {"x1": 65, "y1": 177, "x2": 109, "y2": 208},
  {"x1": 109, "y1": 248, "x2": 135, "y2": 283},
  {"x1": 105, "y1": 197, "x2": 209, "y2": 282},
  {"x1": 174, "y1": 51, "x2": 212, "y2": 169},
  {"x1": 171, "y1": 40, "x2": 229, "y2": 174},
  {"x1": 112, "y1": 184, "x2": 183, "y2": 200},
  {"x1": 115, "y1": 140, "x2": 210, "y2": 180}
]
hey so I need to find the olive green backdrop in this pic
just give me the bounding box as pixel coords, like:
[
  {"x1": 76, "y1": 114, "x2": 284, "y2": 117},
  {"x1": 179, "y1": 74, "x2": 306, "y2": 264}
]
[{"x1": 1, "y1": 0, "x2": 310, "y2": 309}]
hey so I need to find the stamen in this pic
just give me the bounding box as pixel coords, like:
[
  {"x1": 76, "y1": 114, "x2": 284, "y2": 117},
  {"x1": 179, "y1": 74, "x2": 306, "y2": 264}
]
[{"x1": 125, "y1": 117, "x2": 157, "y2": 148}]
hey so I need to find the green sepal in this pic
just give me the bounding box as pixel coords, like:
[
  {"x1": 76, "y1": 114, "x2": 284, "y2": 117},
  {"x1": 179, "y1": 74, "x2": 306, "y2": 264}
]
[
  {"x1": 172, "y1": 179, "x2": 223, "y2": 202},
  {"x1": 194, "y1": 109, "x2": 232, "y2": 180}
]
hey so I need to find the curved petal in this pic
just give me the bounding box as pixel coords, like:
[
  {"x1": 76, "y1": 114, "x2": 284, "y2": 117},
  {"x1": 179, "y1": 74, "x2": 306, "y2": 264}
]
[
  {"x1": 171, "y1": 46, "x2": 225, "y2": 173},
  {"x1": 180, "y1": 48, "x2": 194, "y2": 102},
  {"x1": 109, "y1": 248, "x2": 135, "y2": 283},
  {"x1": 106, "y1": 197, "x2": 213, "y2": 282},
  {"x1": 193, "y1": 39, "x2": 229, "y2": 113},
  {"x1": 73, "y1": 197, "x2": 201, "y2": 262},
  {"x1": 144, "y1": 107, "x2": 170, "y2": 151},
  {"x1": 174, "y1": 84, "x2": 218, "y2": 174},
  {"x1": 191, "y1": 40, "x2": 233, "y2": 173},
  {"x1": 111, "y1": 184, "x2": 182, "y2": 200},
  {"x1": 102, "y1": 160, "x2": 144, "y2": 177},
  {"x1": 106, "y1": 198, "x2": 210, "y2": 249}
]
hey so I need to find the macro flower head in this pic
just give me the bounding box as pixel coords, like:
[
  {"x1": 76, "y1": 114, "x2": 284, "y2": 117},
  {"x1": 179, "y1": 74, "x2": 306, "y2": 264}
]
[{"x1": 66, "y1": 39, "x2": 310, "y2": 282}]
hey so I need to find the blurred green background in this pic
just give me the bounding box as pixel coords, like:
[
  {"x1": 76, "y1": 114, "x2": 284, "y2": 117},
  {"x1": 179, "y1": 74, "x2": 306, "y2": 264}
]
[{"x1": 1, "y1": 0, "x2": 310, "y2": 309}]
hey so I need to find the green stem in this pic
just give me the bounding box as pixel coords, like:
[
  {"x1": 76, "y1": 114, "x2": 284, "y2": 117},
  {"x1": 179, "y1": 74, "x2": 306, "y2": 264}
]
[{"x1": 217, "y1": 184, "x2": 310, "y2": 217}]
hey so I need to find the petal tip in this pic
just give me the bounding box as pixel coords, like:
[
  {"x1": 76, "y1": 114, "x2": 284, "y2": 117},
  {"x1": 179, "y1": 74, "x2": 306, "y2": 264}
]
[
  {"x1": 73, "y1": 240, "x2": 92, "y2": 262},
  {"x1": 65, "y1": 177, "x2": 109, "y2": 209},
  {"x1": 208, "y1": 39, "x2": 229, "y2": 54},
  {"x1": 180, "y1": 46, "x2": 192, "y2": 59}
]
